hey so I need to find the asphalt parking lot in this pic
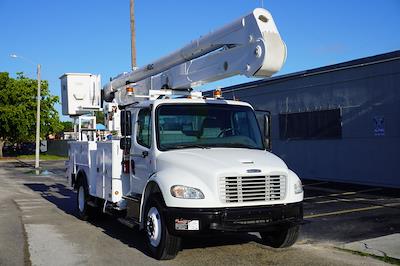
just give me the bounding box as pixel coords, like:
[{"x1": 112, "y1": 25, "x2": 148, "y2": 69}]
[
  {"x1": 301, "y1": 180, "x2": 400, "y2": 244},
  {"x1": 1, "y1": 159, "x2": 399, "y2": 265}
]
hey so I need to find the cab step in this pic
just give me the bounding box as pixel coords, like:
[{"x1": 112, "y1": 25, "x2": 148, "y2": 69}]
[{"x1": 117, "y1": 217, "x2": 139, "y2": 228}]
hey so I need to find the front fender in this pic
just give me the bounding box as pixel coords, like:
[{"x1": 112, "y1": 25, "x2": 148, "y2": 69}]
[
  {"x1": 139, "y1": 169, "x2": 215, "y2": 229},
  {"x1": 140, "y1": 168, "x2": 216, "y2": 212}
]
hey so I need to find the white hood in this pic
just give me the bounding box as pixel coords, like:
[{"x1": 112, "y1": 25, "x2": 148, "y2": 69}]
[{"x1": 156, "y1": 148, "x2": 288, "y2": 177}]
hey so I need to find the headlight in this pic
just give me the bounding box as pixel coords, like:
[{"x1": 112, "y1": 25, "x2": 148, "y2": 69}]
[
  {"x1": 170, "y1": 185, "x2": 205, "y2": 199},
  {"x1": 294, "y1": 179, "x2": 303, "y2": 194}
]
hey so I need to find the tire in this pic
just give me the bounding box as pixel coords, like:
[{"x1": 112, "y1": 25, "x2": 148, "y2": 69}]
[
  {"x1": 260, "y1": 224, "x2": 299, "y2": 248},
  {"x1": 77, "y1": 180, "x2": 91, "y2": 220},
  {"x1": 76, "y1": 179, "x2": 101, "y2": 221},
  {"x1": 144, "y1": 197, "x2": 181, "y2": 260}
]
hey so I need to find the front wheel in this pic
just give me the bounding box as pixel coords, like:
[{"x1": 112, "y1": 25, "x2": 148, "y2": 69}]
[
  {"x1": 259, "y1": 224, "x2": 299, "y2": 248},
  {"x1": 145, "y1": 198, "x2": 181, "y2": 260}
]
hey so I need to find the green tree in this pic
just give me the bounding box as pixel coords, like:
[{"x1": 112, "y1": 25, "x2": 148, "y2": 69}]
[
  {"x1": 0, "y1": 72, "x2": 62, "y2": 157},
  {"x1": 60, "y1": 121, "x2": 74, "y2": 132},
  {"x1": 95, "y1": 111, "x2": 105, "y2": 125}
]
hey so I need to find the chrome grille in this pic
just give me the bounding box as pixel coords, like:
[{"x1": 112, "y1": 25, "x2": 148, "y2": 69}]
[{"x1": 220, "y1": 175, "x2": 286, "y2": 203}]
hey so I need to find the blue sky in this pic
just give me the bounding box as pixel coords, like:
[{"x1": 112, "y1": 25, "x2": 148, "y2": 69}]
[{"x1": 0, "y1": 0, "x2": 399, "y2": 120}]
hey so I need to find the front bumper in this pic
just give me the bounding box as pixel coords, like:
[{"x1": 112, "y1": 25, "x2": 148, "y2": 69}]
[{"x1": 164, "y1": 202, "x2": 303, "y2": 236}]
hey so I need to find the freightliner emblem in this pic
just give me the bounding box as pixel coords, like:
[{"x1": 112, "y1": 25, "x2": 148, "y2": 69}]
[{"x1": 246, "y1": 169, "x2": 261, "y2": 173}]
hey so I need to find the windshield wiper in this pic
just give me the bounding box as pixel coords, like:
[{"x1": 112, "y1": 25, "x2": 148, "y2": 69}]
[
  {"x1": 166, "y1": 144, "x2": 210, "y2": 150},
  {"x1": 214, "y1": 143, "x2": 262, "y2": 149}
]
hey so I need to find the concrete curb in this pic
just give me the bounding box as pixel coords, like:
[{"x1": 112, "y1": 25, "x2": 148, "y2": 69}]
[{"x1": 340, "y1": 234, "x2": 400, "y2": 261}]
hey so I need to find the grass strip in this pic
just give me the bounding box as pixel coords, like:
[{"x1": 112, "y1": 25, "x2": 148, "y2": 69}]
[{"x1": 17, "y1": 154, "x2": 68, "y2": 160}]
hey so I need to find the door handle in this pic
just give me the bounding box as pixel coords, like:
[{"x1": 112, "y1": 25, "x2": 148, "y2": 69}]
[{"x1": 129, "y1": 152, "x2": 148, "y2": 158}]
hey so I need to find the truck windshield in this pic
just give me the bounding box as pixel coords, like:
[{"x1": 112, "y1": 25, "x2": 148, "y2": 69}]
[{"x1": 156, "y1": 104, "x2": 265, "y2": 151}]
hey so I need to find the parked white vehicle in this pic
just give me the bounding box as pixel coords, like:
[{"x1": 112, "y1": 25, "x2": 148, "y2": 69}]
[{"x1": 64, "y1": 8, "x2": 303, "y2": 260}]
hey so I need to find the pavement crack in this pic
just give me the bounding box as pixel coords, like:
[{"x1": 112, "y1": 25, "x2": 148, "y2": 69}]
[{"x1": 362, "y1": 242, "x2": 388, "y2": 258}]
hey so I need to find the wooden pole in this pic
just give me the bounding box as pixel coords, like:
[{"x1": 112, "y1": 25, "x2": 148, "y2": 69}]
[{"x1": 130, "y1": 0, "x2": 137, "y2": 69}]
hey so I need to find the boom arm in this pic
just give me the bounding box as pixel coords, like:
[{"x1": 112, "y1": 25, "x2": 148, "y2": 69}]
[{"x1": 104, "y1": 8, "x2": 286, "y2": 105}]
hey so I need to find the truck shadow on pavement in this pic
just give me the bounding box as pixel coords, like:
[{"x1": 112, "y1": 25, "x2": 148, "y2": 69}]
[{"x1": 24, "y1": 182, "x2": 261, "y2": 255}]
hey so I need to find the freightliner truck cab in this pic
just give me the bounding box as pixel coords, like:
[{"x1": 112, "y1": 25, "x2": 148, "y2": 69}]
[{"x1": 119, "y1": 98, "x2": 303, "y2": 259}]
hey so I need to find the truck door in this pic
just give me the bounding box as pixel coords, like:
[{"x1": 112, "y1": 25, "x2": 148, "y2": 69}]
[{"x1": 130, "y1": 108, "x2": 153, "y2": 195}]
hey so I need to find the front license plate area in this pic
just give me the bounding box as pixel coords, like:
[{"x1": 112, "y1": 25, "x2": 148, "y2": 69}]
[{"x1": 175, "y1": 219, "x2": 200, "y2": 230}]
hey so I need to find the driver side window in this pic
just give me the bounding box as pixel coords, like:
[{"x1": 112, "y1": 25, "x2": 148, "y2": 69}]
[{"x1": 136, "y1": 108, "x2": 151, "y2": 148}]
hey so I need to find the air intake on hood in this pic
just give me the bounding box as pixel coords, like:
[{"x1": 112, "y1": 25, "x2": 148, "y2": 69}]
[{"x1": 220, "y1": 175, "x2": 286, "y2": 203}]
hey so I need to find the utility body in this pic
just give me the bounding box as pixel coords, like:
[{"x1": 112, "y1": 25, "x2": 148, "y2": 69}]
[{"x1": 63, "y1": 8, "x2": 303, "y2": 260}]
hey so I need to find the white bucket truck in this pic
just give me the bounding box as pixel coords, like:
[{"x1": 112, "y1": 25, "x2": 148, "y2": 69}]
[{"x1": 62, "y1": 8, "x2": 303, "y2": 260}]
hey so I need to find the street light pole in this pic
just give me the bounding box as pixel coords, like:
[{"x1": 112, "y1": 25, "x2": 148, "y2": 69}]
[
  {"x1": 10, "y1": 54, "x2": 41, "y2": 171},
  {"x1": 35, "y1": 64, "x2": 41, "y2": 170}
]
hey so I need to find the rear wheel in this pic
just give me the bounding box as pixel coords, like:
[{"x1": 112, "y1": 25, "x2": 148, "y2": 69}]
[
  {"x1": 77, "y1": 181, "x2": 91, "y2": 220},
  {"x1": 76, "y1": 179, "x2": 102, "y2": 220},
  {"x1": 145, "y1": 197, "x2": 181, "y2": 260},
  {"x1": 259, "y1": 225, "x2": 299, "y2": 248}
]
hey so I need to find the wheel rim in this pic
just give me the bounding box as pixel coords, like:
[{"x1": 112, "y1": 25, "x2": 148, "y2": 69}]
[
  {"x1": 78, "y1": 186, "x2": 85, "y2": 212},
  {"x1": 146, "y1": 207, "x2": 162, "y2": 247}
]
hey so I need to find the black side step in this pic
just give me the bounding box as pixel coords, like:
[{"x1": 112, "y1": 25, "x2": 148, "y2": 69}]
[
  {"x1": 122, "y1": 193, "x2": 142, "y2": 202},
  {"x1": 87, "y1": 201, "x2": 98, "y2": 208},
  {"x1": 117, "y1": 217, "x2": 139, "y2": 229}
]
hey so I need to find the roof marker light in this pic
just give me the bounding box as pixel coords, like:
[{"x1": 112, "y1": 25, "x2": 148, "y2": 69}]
[
  {"x1": 213, "y1": 88, "x2": 222, "y2": 99},
  {"x1": 126, "y1": 86, "x2": 135, "y2": 96}
]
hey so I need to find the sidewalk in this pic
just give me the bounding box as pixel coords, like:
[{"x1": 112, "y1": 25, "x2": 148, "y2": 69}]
[
  {"x1": 0, "y1": 159, "x2": 67, "y2": 177},
  {"x1": 341, "y1": 234, "x2": 400, "y2": 262}
]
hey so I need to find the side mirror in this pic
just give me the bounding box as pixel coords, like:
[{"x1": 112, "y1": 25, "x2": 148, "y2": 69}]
[
  {"x1": 125, "y1": 111, "x2": 132, "y2": 135},
  {"x1": 255, "y1": 110, "x2": 272, "y2": 151},
  {"x1": 264, "y1": 113, "x2": 271, "y2": 151},
  {"x1": 120, "y1": 110, "x2": 132, "y2": 136},
  {"x1": 120, "y1": 137, "x2": 131, "y2": 150},
  {"x1": 120, "y1": 110, "x2": 126, "y2": 136}
]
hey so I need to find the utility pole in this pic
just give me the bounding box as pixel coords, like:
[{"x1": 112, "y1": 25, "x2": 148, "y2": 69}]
[
  {"x1": 130, "y1": 0, "x2": 137, "y2": 69},
  {"x1": 35, "y1": 64, "x2": 41, "y2": 171}
]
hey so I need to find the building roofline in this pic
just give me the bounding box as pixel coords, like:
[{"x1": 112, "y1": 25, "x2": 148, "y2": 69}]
[{"x1": 220, "y1": 50, "x2": 400, "y2": 92}]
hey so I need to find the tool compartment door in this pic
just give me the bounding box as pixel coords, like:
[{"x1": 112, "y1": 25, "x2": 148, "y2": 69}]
[
  {"x1": 69, "y1": 141, "x2": 97, "y2": 195},
  {"x1": 96, "y1": 141, "x2": 123, "y2": 202}
]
